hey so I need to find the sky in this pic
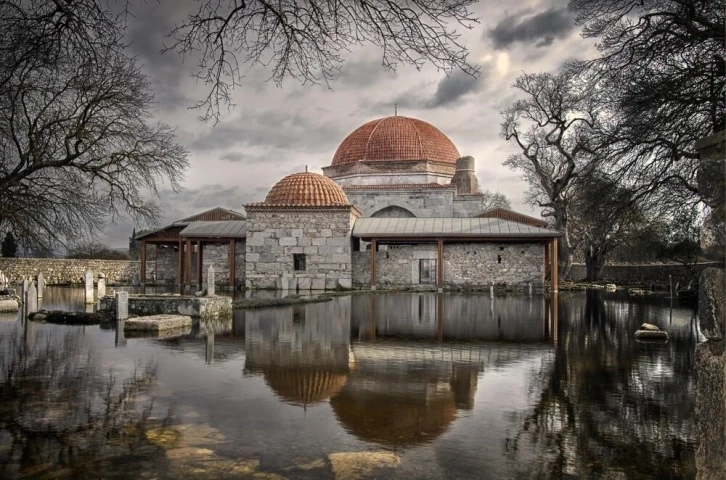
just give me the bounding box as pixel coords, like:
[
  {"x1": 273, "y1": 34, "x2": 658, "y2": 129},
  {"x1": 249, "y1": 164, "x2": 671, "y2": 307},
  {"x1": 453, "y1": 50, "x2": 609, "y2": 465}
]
[{"x1": 104, "y1": 0, "x2": 599, "y2": 247}]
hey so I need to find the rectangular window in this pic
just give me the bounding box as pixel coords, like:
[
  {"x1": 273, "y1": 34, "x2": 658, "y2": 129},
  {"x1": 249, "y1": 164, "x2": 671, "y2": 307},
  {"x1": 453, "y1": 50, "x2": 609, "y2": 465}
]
[
  {"x1": 293, "y1": 253, "x2": 306, "y2": 271},
  {"x1": 419, "y1": 259, "x2": 437, "y2": 284}
]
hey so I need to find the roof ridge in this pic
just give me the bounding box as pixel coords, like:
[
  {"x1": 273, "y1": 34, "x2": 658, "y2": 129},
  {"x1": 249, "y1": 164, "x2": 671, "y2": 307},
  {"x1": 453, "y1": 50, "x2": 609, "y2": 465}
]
[
  {"x1": 364, "y1": 117, "x2": 386, "y2": 162},
  {"x1": 407, "y1": 117, "x2": 424, "y2": 159}
]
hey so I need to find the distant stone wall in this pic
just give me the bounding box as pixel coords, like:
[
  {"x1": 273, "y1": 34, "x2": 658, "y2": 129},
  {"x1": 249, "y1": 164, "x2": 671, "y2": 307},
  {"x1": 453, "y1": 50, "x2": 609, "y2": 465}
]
[
  {"x1": 569, "y1": 262, "x2": 724, "y2": 286},
  {"x1": 0, "y1": 258, "x2": 138, "y2": 285},
  {"x1": 352, "y1": 242, "x2": 545, "y2": 289},
  {"x1": 245, "y1": 209, "x2": 355, "y2": 290}
]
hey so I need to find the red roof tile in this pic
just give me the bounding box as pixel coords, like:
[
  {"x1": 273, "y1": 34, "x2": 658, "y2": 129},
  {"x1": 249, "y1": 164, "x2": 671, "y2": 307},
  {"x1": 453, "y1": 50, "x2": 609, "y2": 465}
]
[
  {"x1": 332, "y1": 116, "x2": 460, "y2": 166},
  {"x1": 264, "y1": 172, "x2": 350, "y2": 206}
]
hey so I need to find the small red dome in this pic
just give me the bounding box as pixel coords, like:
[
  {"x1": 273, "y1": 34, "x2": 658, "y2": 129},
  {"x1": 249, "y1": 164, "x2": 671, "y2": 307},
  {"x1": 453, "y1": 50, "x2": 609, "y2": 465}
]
[
  {"x1": 265, "y1": 172, "x2": 349, "y2": 206},
  {"x1": 332, "y1": 116, "x2": 460, "y2": 166}
]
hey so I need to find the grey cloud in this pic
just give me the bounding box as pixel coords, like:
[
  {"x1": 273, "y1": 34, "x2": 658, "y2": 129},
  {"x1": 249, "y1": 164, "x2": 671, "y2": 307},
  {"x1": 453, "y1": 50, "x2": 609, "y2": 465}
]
[
  {"x1": 428, "y1": 70, "x2": 483, "y2": 108},
  {"x1": 220, "y1": 152, "x2": 245, "y2": 162},
  {"x1": 190, "y1": 110, "x2": 346, "y2": 153},
  {"x1": 488, "y1": 7, "x2": 575, "y2": 49}
]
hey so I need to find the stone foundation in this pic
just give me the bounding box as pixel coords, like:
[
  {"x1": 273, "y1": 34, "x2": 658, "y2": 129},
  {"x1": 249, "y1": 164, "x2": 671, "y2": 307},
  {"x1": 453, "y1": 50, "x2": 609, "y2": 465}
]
[{"x1": 99, "y1": 294, "x2": 232, "y2": 319}]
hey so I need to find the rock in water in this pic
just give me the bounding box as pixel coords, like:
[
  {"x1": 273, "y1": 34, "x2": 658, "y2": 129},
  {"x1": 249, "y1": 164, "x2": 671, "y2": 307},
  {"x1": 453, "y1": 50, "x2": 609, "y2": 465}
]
[
  {"x1": 635, "y1": 330, "x2": 669, "y2": 340},
  {"x1": 641, "y1": 323, "x2": 660, "y2": 331}
]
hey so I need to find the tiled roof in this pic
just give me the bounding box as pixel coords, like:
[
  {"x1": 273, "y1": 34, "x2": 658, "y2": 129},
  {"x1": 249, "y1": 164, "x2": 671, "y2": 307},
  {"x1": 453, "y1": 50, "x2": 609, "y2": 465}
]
[
  {"x1": 343, "y1": 183, "x2": 455, "y2": 190},
  {"x1": 332, "y1": 116, "x2": 460, "y2": 166},
  {"x1": 264, "y1": 172, "x2": 350, "y2": 206}
]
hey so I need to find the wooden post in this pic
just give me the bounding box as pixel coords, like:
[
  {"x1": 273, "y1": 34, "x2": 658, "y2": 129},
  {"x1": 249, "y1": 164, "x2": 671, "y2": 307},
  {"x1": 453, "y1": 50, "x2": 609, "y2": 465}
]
[
  {"x1": 544, "y1": 241, "x2": 550, "y2": 280},
  {"x1": 552, "y1": 292, "x2": 559, "y2": 347},
  {"x1": 437, "y1": 238, "x2": 444, "y2": 291},
  {"x1": 197, "y1": 241, "x2": 203, "y2": 288},
  {"x1": 185, "y1": 238, "x2": 192, "y2": 288},
  {"x1": 229, "y1": 239, "x2": 236, "y2": 289},
  {"x1": 551, "y1": 238, "x2": 559, "y2": 293},
  {"x1": 370, "y1": 239, "x2": 377, "y2": 290},
  {"x1": 437, "y1": 293, "x2": 444, "y2": 342},
  {"x1": 140, "y1": 240, "x2": 146, "y2": 287},
  {"x1": 177, "y1": 240, "x2": 184, "y2": 289}
]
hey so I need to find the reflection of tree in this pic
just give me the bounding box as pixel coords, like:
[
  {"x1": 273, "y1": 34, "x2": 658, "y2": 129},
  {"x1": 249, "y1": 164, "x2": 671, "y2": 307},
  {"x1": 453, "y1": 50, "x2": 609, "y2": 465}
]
[
  {"x1": 0, "y1": 326, "x2": 165, "y2": 478},
  {"x1": 507, "y1": 291, "x2": 697, "y2": 479}
]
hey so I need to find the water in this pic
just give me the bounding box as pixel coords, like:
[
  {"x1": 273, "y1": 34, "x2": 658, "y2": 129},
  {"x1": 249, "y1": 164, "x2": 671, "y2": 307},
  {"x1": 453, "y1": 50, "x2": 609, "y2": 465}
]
[{"x1": 0, "y1": 288, "x2": 702, "y2": 479}]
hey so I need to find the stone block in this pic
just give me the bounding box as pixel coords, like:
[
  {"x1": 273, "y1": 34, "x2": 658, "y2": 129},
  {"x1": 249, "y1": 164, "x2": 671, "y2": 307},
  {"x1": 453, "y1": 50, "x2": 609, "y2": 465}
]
[
  {"x1": 297, "y1": 277, "x2": 311, "y2": 291},
  {"x1": 699, "y1": 268, "x2": 725, "y2": 341},
  {"x1": 297, "y1": 237, "x2": 312, "y2": 247},
  {"x1": 246, "y1": 236, "x2": 264, "y2": 246},
  {"x1": 124, "y1": 314, "x2": 193, "y2": 332},
  {"x1": 321, "y1": 229, "x2": 333, "y2": 237},
  {"x1": 338, "y1": 278, "x2": 352, "y2": 289},
  {"x1": 304, "y1": 246, "x2": 319, "y2": 255},
  {"x1": 292, "y1": 229, "x2": 303, "y2": 237},
  {"x1": 312, "y1": 238, "x2": 326, "y2": 246},
  {"x1": 311, "y1": 278, "x2": 326, "y2": 290},
  {"x1": 280, "y1": 237, "x2": 297, "y2": 246}
]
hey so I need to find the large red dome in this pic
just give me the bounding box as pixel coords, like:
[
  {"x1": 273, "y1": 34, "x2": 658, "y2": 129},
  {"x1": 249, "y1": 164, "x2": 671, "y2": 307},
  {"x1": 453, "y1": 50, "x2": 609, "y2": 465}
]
[{"x1": 332, "y1": 116, "x2": 460, "y2": 166}]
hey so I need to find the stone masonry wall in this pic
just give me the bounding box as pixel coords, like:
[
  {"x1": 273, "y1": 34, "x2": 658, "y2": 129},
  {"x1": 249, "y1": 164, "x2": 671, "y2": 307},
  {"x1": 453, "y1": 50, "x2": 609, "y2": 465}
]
[
  {"x1": 345, "y1": 189, "x2": 455, "y2": 217},
  {"x1": 352, "y1": 242, "x2": 545, "y2": 289},
  {"x1": 246, "y1": 209, "x2": 355, "y2": 290},
  {"x1": 143, "y1": 242, "x2": 246, "y2": 287},
  {"x1": 569, "y1": 262, "x2": 723, "y2": 286},
  {"x1": 0, "y1": 258, "x2": 138, "y2": 285}
]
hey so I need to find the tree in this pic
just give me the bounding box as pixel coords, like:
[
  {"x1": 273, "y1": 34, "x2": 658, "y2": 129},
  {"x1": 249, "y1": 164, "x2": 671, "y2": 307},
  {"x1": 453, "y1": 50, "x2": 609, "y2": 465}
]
[
  {"x1": 128, "y1": 228, "x2": 139, "y2": 260},
  {"x1": 1, "y1": 231, "x2": 17, "y2": 257},
  {"x1": 568, "y1": 173, "x2": 644, "y2": 281},
  {"x1": 0, "y1": 1, "x2": 189, "y2": 251},
  {"x1": 501, "y1": 69, "x2": 601, "y2": 278},
  {"x1": 570, "y1": 0, "x2": 724, "y2": 201},
  {"x1": 165, "y1": 0, "x2": 480, "y2": 122},
  {"x1": 66, "y1": 241, "x2": 130, "y2": 260},
  {"x1": 480, "y1": 190, "x2": 512, "y2": 212},
  {"x1": 651, "y1": 206, "x2": 703, "y2": 283}
]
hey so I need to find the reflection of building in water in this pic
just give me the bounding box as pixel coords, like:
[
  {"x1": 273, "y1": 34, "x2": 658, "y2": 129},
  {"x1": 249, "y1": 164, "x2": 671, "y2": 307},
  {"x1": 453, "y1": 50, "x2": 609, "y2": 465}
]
[
  {"x1": 244, "y1": 299, "x2": 353, "y2": 407},
  {"x1": 351, "y1": 294, "x2": 549, "y2": 342}
]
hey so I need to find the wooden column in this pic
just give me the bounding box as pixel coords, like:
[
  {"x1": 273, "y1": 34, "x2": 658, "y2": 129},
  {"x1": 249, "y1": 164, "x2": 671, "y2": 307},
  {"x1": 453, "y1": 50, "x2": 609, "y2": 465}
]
[
  {"x1": 185, "y1": 238, "x2": 192, "y2": 288},
  {"x1": 229, "y1": 239, "x2": 236, "y2": 289},
  {"x1": 437, "y1": 238, "x2": 444, "y2": 290},
  {"x1": 551, "y1": 238, "x2": 559, "y2": 292},
  {"x1": 140, "y1": 240, "x2": 146, "y2": 287},
  {"x1": 197, "y1": 241, "x2": 203, "y2": 288},
  {"x1": 552, "y1": 292, "x2": 559, "y2": 347},
  {"x1": 370, "y1": 239, "x2": 377, "y2": 290},
  {"x1": 177, "y1": 240, "x2": 184, "y2": 289},
  {"x1": 544, "y1": 241, "x2": 550, "y2": 279},
  {"x1": 437, "y1": 293, "x2": 444, "y2": 342}
]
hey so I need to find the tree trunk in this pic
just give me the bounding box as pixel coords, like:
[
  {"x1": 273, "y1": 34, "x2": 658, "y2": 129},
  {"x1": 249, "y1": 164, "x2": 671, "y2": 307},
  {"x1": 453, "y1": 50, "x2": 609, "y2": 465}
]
[{"x1": 554, "y1": 202, "x2": 574, "y2": 279}]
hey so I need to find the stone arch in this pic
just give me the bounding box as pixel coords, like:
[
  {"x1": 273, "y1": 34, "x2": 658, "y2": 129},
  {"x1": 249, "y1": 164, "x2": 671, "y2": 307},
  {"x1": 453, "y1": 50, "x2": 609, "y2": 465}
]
[{"x1": 371, "y1": 205, "x2": 416, "y2": 218}]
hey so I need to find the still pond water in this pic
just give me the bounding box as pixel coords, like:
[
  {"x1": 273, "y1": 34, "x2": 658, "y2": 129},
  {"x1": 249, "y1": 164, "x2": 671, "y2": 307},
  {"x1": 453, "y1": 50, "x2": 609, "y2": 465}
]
[{"x1": 0, "y1": 288, "x2": 702, "y2": 479}]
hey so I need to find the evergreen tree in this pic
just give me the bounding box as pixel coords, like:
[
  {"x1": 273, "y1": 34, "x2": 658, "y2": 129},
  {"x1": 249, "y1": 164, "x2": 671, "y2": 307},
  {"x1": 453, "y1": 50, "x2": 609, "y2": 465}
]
[
  {"x1": 128, "y1": 228, "x2": 139, "y2": 260},
  {"x1": 1, "y1": 232, "x2": 18, "y2": 258}
]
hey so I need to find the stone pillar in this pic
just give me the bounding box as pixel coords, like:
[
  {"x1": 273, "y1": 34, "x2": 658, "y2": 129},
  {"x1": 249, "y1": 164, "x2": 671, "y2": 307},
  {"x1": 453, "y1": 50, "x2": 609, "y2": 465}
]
[
  {"x1": 97, "y1": 273, "x2": 106, "y2": 298},
  {"x1": 115, "y1": 320, "x2": 127, "y2": 348},
  {"x1": 694, "y1": 131, "x2": 726, "y2": 480},
  {"x1": 115, "y1": 291, "x2": 129, "y2": 320},
  {"x1": 207, "y1": 265, "x2": 216, "y2": 296},
  {"x1": 84, "y1": 269, "x2": 94, "y2": 304},
  {"x1": 25, "y1": 282, "x2": 37, "y2": 315},
  {"x1": 36, "y1": 272, "x2": 44, "y2": 298}
]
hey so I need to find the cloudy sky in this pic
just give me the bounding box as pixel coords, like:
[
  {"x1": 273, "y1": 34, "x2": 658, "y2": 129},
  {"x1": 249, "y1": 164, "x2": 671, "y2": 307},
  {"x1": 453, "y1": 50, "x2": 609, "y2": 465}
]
[{"x1": 104, "y1": 0, "x2": 598, "y2": 247}]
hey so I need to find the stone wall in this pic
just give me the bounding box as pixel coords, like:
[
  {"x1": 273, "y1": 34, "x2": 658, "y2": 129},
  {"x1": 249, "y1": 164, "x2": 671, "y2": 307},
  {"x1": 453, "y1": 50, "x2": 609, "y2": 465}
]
[
  {"x1": 142, "y1": 241, "x2": 246, "y2": 287},
  {"x1": 245, "y1": 209, "x2": 356, "y2": 290},
  {"x1": 352, "y1": 242, "x2": 545, "y2": 289},
  {"x1": 569, "y1": 262, "x2": 723, "y2": 286},
  {"x1": 0, "y1": 258, "x2": 138, "y2": 285},
  {"x1": 345, "y1": 188, "x2": 455, "y2": 217}
]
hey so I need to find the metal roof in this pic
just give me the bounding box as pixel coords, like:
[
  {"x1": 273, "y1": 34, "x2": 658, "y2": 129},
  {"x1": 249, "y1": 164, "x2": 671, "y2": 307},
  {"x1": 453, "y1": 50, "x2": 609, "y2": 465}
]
[
  {"x1": 180, "y1": 220, "x2": 247, "y2": 238},
  {"x1": 352, "y1": 217, "x2": 560, "y2": 238}
]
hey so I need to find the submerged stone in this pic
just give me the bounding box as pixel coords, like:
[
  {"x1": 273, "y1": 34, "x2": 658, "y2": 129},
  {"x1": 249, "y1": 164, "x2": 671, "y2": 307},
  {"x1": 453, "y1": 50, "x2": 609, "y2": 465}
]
[
  {"x1": 328, "y1": 452, "x2": 399, "y2": 480},
  {"x1": 635, "y1": 330, "x2": 669, "y2": 340},
  {"x1": 28, "y1": 309, "x2": 112, "y2": 325},
  {"x1": 124, "y1": 314, "x2": 192, "y2": 333},
  {"x1": 641, "y1": 323, "x2": 661, "y2": 331},
  {"x1": 0, "y1": 298, "x2": 19, "y2": 312}
]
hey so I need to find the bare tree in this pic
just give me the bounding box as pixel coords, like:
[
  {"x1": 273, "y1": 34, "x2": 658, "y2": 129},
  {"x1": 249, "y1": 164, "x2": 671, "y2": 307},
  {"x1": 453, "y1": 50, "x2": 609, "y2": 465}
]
[
  {"x1": 0, "y1": 0, "x2": 189, "y2": 251},
  {"x1": 480, "y1": 190, "x2": 512, "y2": 212},
  {"x1": 165, "y1": 0, "x2": 480, "y2": 122},
  {"x1": 501, "y1": 69, "x2": 601, "y2": 278},
  {"x1": 570, "y1": 0, "x2": 724, "y2": 200}
]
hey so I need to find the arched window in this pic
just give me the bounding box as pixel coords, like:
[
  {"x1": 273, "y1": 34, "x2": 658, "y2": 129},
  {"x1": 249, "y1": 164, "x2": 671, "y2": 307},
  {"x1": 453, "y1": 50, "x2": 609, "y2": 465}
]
[{"x1": 371, "y1": 206, "x2": 416, "y2": 218}]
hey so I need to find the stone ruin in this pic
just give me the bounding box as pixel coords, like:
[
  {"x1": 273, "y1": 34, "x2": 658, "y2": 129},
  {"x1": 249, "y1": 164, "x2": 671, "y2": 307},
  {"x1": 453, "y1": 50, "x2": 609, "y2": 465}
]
[{"x1": 693, "y1": 131, "x2": 725, "y2": 480}]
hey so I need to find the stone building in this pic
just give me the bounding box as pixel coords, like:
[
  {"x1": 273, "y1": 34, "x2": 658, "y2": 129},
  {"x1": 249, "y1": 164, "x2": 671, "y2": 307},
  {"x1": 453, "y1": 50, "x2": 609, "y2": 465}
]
[{"x1": 137, "y1": 114, "x2": 561, "y2": 291}]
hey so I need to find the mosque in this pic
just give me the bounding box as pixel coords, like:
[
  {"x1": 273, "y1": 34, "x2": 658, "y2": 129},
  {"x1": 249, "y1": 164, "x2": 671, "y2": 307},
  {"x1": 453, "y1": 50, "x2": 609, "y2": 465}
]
[{"x1": 136, "y1": 115, "x2": 561, "y2": 291}]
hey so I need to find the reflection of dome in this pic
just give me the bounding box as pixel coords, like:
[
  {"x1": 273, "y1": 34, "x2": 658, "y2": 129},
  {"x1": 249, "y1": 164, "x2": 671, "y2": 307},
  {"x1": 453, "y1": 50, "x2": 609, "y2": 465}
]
[
  {"x1": 332, "y1": 116, "x2": 460, "y2": 166},
  {"x1": 264, "y1": 172, "x2": 349, "y2": 206},
  {"x1": 330, "y1": 390, "x2": 457, "y2": 447},
  {"x1": 261, "y1": 367, "x2": 349, "y2": 407}
]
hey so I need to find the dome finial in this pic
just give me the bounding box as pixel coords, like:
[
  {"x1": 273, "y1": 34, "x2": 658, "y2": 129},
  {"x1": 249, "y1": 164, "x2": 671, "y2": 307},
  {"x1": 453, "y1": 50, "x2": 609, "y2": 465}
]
[
  {"x1": 305, "y1": 164, "x2": 308, "y2": 172},
  {"x1": 394, "y1": 102, "x2": 398, "y2": 116}
]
